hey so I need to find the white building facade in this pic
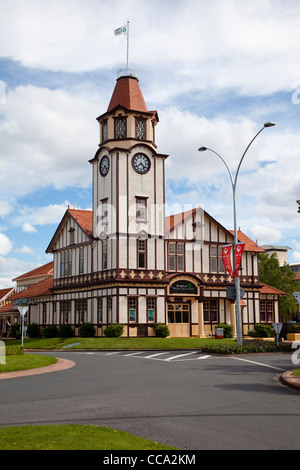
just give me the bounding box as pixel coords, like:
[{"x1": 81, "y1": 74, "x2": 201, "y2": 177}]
[{"x1": 10, "y1": 72, "x2": 284, "y2": 338}]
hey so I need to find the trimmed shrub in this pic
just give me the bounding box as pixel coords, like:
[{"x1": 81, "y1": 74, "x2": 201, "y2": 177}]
[
  {"x1": 248, "y1": 324, "x2": 274, "y2": 338},
  {"x1": 27, "y1": 323, "x2": 40, "y2": 338},
  {"x1": 58, "y1": 324, "x2": 74, "y2": 338},
  {"x1": 79, "y1": 322, "x2": 96, "y2": 338},
  {"x1": 10, "y1": 323, "x2": 21, "y2": 339},
  {"x1": 43, "y1": 325, "x2": 58, "y2": 338},
  {"x1": 103, "y1": 324, "x2": 124, "y2": 338},
  {"x1": 214, "y1": 323, "x2": 234, "y2": 338},
  {"x1": 154, "y1": 322, "x2": 170, "y2": 338},
  {"x1": 5, "y1": 346, "x2": 24, "y2": 356}
]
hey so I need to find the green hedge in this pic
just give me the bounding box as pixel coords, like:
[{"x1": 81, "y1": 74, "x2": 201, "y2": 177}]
[
  {"x1": 202, "y1": 339, "x2": 293, "y2": 354},
  {"x1": 154, "y1": 322, "x2": 170, "y2": 338},
  {"x1": 214, "y1": 323, "x2": 234, "y2": 338},
  {"x1": 5, "y1": 346, "x2": 24, "y2": 356},
  {"x1": 104, "y1": 324, "x2": 124, "y2": 338}
]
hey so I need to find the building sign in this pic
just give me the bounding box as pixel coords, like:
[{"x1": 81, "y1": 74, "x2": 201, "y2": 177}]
[
  {"x1": 227, "y1": 286, "x2": 245, "y2": 300},
  {"x1": 170, "y1": 280, "x2": 197, "y2": 295}
]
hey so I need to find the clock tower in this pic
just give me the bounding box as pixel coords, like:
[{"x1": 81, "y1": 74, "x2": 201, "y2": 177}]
[{"x1": 90, "y1": 70, "x2": 168, "y2": 281}]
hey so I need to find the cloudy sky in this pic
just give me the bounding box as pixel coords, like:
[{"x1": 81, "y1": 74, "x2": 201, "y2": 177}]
[{"x1": 0, "y1": 0, "x2": 300, "y2": 287}]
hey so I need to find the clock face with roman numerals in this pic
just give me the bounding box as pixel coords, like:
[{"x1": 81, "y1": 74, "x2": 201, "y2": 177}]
[
  {"x1": 132, "y1": 153, "x2": 150, "y2": 174},
  {"x1": 100, "y1": 156, "x2": 110, "y2": 176}
]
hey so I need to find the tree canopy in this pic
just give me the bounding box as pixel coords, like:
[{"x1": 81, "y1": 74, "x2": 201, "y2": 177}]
[{"x1": 259, "y1": 252, "x2": 298, "y2": 318}]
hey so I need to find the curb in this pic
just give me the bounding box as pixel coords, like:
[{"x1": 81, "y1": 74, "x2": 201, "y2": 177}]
[
  {"x1": 0, "y1": 357, "x2": 75, "y2": 380},
  {"x1": 280, "y1": 370, "x2": 300, "y2": 391}
]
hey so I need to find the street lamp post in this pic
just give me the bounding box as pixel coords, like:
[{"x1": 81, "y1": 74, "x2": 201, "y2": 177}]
[{"x1": 198, "y1": 122, "x2": 275, "y2": 346}]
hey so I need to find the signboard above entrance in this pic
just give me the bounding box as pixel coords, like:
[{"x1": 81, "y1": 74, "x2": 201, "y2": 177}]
[{"x1": 170, "y1": 280, "x2": 198, "y2": 295}]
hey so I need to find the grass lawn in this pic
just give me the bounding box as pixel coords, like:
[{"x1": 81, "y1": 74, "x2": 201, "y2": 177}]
[
  {"x1": 0, "y1": 425, "x2": 177, "y2": 450},
  {"x1": 0, "y1": 354, "x2": 57, "y2": 373},
  {"x1": 4, "y1": 336, "x2": 236, "y2": 350}
]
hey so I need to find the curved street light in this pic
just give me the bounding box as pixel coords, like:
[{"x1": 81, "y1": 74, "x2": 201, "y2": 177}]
[{"x1": 198, "y1": 122, "x2": 275, "y2": 346}]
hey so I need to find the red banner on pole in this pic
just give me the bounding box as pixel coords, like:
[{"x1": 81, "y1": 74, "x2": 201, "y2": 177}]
[
  {"x1": 234, "y1": 242, "x2": 245, "y2": 278},
  {"x1": 222, "y1": 245, "x2": 234, "y2": 277}
]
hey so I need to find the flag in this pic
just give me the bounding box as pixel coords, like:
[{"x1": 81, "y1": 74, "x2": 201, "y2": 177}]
[
  {"x1": 114, "y1": 25, "x2": 128, "y2": 36},
  {"x1": 234, "y1": 242, "x2": 245, "y2": 278},
  {"x1": 222, "y1": 244, "x2": 234, "y2": 277}
]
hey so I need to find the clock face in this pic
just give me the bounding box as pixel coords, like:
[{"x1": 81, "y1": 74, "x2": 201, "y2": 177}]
[
  {"x1": 100, "y1": 156, "x2": 110, "y2": 176},
  {"x1": 132, "y1": 153, "x2": 150, "y2": 174}
]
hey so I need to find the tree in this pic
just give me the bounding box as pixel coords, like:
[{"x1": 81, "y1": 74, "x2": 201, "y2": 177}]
[{"x1": 259, "y1": 252, "x2": 298, "y2": 318}]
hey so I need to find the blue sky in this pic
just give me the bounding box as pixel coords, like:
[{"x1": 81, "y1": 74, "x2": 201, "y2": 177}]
[{"x1": 1, "y1": 0, "x2": 300, "y2": 287}]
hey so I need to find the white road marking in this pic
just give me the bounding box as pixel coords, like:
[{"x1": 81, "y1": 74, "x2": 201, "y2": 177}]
[
  {"x1": 165, "y1": 351, "x2": 199, "y2": 361},
  {"x1": 231, "y1": 356, "x2": 285, "y2": 371}
]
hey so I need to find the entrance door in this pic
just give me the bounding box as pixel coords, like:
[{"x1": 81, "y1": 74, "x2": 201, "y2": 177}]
[{"x1": 167, "y1": 303, "x2": 190, "y2": 337}]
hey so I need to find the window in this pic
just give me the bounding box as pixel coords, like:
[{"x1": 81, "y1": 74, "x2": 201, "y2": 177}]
[
  {"x1": 137, "y1": 239, "x2": 147, "y2": 269},
  {"x1": 102, "y1": 239, "x2": 107, "y2": 270},
  {"x1": 167, "y1": 304, "x2": 189, "y2": 323},
  {"x1": 260, "y1": 300, "x2": 274, "y2": 323},
  {"x1": 98, "y1": 298, "x2": 103, "y2": 323},
  {"x1": 43, "y1": 303, "x2": 47, "y2": 324},
  {"x1": 136, "y1": 198, "x2": 147, "y2": 221},
  {"x1": 168, "y1": 242, "x2": 184, "y2": 271},
  {"x1": 210, "y1": 245, "x2": 225, "y2": 273},
  {"x1": 115, "y1": 117, "x2": 126, "y2": 139},
  {"x1": 69, "y1": 227, "x2": 75, "y2": 245},
  {"x1": 128, "y1": 297, "x2": 137, "y2": 322},
  {"x1": 60, "y1": 301, "x2": 71, "y2": 324},
  {"x1": 79, "y1": 247, "x2": 84, "y2": 274},
  {"x1": 107, "y1": 297, "x2": 112, "y2": 323},
  {"x1": 61, "y1": 250, "x2": 72, "y2": 277},
  {"x1": 136, "y1": 118, "x2": 146, "y2": 140},
  {"x1": 102, "y1": 120, "x2": 108, "y2": 142},
  {"x1": 147, "y1": 298, "x2": 156, "y2": 322},
  {"x1": 203, "y1": 299, "x2": 218, "y2": 323},
  {"x1": 75, "y1": 300, "x2": 87, "y2": 324}
]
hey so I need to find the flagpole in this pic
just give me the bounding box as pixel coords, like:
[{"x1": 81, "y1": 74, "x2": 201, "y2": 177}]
[{"x1": 127, "y1": 21, "x2": 130, "y2": 75}]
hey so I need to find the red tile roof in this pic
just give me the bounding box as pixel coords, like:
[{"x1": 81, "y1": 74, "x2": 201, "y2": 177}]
[
  {"x1": 107, "y1": 76, "x2": 148, "y2": 113},
  {"x1": 9, "y1": 277, "x2": 53, "y2": 301},
  {"x1": 0, "y1": 288, "x2": 14, "y2": 300},
  {"x1": 0, "y1": 301, "x2": 18, "y2": 314},
  {"x1": 13, "y1": 262, "x2": 53, "y2": 282},
  {"x1": 228, "y1": 230, "x2": 265, "y2": 253},
  {"x1": 68, "y1": 209, "x2": 93, "y2": 237},
  {"x1": 260, "y1": 283, "x2": 286, "y2": 295}
]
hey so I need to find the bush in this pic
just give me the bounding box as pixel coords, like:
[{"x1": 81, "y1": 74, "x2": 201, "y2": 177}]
[
  {"x1": 10, "y1": 323, "x2": 21, "y2": 339},
  {"x1": 5, "y1": 346, "x2": 24, "y2": 356},
  {"x1": 79, "y1": 322, "x2": 95, "y2": 338},
  {"x1": 43, "y1": 325, "x2": 58, "y2": 338},
  {"x1": 214, "y1": 323, "x2": 233, "y2": 338},
  {"x1": 58, "y1": 324, "x2": 74, "y2": 338},
  {"x1": 247, "y1": 324, "x2": 274, "y2": 338},
  {"x1": 202, "y1": 339, "x2": 293, "y2": 355},
  {"x1": 154, "y1": 322, "x2": 170, "y2": 338},
  {"x1": 104, "y1": 324, "x2": 124, "y2": 338},
  {"x1": 27, "y1": 323, "x2": 40, "y2": 338}
]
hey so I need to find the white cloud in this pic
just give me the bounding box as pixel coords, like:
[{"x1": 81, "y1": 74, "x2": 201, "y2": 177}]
[
  {"x1": 17, "y1": 201, "x2": 71, "y2": 227},
  {"x1": 15, "y1": 245, "x2": 35, "y2": 255},
  {"x1": 0, "y1": 233, "x2": 13, "y2": 255},
  {"x1": 0, "y1": 201, "x2": 13, "y2": 218},
  {"x1": 0, "y1": 255, "x2": 37, "y2": 288},
  {"x1": 22, "y1": 223, "x2": 37, "y2": 233}
]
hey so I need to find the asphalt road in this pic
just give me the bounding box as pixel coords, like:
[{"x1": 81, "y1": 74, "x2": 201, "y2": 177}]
[{"x1": 0, "y1": 350, "x2": 299, "y2": 450}]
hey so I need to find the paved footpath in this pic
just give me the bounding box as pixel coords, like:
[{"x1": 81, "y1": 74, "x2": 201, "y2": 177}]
[{"x1": 0, "y1": 357, "x2": 75, "y2": 380}]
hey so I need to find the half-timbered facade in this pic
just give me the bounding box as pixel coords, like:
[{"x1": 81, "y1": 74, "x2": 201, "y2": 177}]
[{"x1": 9, "y1": 71, "x2": 284, "y2": 338}]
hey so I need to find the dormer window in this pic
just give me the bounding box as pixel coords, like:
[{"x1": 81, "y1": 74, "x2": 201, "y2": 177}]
[
  {"x1": 136, "y1": 118, "x2": 146, "y2": 140},
  {"x1": 102, "y1": 120, "x2": 108, "y2": 142},
  {"x1": 115, "y1": 117, "x2": 126, "y2": 139}
]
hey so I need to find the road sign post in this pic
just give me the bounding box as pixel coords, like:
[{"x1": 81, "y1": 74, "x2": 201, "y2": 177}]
[
  {"x1": 272, "y1": 323, "x2": 283, "y2": 346},
  {"x1": 18, "y1": 305, "x2": 28, "y2": 347}
]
